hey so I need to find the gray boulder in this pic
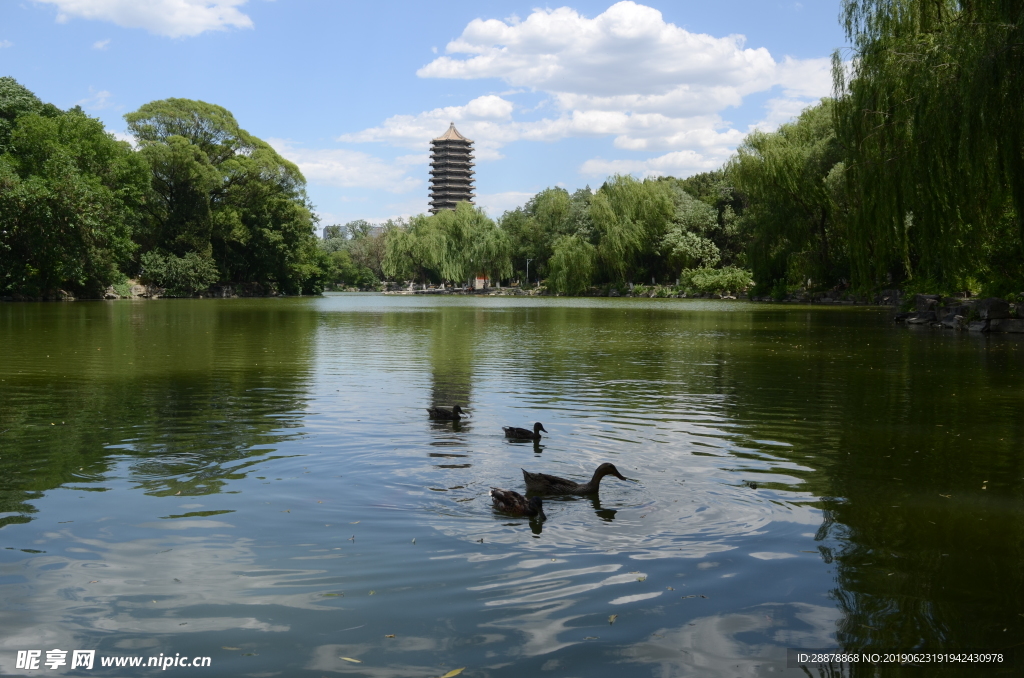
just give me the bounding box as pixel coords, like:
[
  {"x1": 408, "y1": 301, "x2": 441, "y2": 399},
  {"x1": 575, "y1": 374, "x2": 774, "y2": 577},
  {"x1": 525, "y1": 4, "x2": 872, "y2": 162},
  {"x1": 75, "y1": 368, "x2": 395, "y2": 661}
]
[
  {"x1": 915, "y1": 294, "x2": 940, "y2": 312},
  {"x1": 968, "y1": 320, "x2": 991, "y2": 332},
  {"x1": 990, "y1": 318, "x2": 1024, "y2": 333},
  {"x1": 976, "y1": 297, "x2": 1010, "y2": 320}
]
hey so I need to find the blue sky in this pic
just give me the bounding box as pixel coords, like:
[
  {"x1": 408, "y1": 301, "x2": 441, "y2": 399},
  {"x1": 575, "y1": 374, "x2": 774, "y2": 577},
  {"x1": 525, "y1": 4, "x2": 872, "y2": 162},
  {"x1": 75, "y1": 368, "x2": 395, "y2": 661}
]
[{"x1": 0, "y1": 0, "x2": 847, "y2": 228}]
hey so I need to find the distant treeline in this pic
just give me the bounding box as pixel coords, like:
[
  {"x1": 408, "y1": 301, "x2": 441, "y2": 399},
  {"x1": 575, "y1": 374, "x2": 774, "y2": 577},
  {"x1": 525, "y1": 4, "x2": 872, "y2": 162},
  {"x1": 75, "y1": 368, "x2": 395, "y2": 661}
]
[
  {"x1": 0, "y1": 78, "x2": 326, "y2": 298},
  {"x1": 321, "y1": 175, "x2": 752, "y2": 295},
  {"x1": 5, "y1": 0, "x2": 1022, "y2": 300},
  {"x1": 326, "y1": 0, "x2": 1024, "y2": 298}
]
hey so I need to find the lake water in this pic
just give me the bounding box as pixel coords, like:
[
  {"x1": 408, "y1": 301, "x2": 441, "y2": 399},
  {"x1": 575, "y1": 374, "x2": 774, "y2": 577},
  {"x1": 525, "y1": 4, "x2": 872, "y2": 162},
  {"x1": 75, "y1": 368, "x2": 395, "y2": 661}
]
[{"x1": 1, "y1": 295, "x2": 1022, "y2": 676}]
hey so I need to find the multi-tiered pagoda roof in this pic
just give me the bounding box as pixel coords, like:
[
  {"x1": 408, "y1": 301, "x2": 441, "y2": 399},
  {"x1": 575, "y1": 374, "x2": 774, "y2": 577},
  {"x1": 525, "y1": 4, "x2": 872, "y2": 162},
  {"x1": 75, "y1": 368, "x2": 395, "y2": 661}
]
[{"x1": 429, "y1": 123, "x2": 474, "y2": 214}]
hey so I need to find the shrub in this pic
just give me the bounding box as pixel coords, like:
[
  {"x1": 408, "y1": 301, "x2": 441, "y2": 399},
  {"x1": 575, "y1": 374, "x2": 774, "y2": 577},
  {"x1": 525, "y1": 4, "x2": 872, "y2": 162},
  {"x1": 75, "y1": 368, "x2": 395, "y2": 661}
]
[
  {"x1": 680, "y1": 266, "x2": 754, "y2": 294},
  {"x1": 140, "y1": 250, "x2": 220, "y2": 297}
]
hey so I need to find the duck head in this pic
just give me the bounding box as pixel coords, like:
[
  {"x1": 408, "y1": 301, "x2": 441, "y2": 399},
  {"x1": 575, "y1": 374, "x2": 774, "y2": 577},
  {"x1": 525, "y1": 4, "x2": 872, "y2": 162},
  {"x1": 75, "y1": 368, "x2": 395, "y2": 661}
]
[
  {"x1": 595, "y1": 463, "x2": 628, "y2": 481},
  {"x1": 533, "y1": 422, "x2": 548, "y2": 434},
  {"x1": 452, "y1": 405, "x2": 466, "y2": 416}
]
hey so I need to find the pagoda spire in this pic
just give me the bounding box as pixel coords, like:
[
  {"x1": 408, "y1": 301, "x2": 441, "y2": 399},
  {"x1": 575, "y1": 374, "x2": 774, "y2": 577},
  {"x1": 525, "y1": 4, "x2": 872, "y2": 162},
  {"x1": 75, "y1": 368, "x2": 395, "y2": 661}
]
[{"x1": 429, "y1": 123, "x2": 475, "y2": 214}]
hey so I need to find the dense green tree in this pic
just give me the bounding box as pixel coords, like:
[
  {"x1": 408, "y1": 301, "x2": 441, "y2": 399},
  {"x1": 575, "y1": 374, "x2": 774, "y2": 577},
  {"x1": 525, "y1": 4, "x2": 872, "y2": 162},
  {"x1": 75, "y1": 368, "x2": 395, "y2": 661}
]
[
  {"x1": 729, "y1": 101, "x2": 848, "y2": 296},
  {"x1": 125, "y1": 98, "x2": 325, "y2": 294},
  {"x1": 0, "y1": 77, "x2": 53, "y2": 153},
  {"x1": 319, "y1": 220, "x2": 383, "y2": 288},
  {"x1": 659, "y1": 171, "x2": 747, "y2": 267},
  {"x1": 0, "y1": 91, "x2": 149, "y2": 297},
  {"x1": 659, "y1": 187, "x2": 721, "y2": 275},
  {"x1": 835, "y1": 0, "x2": 1024, "y2": 295},
  {"x1": 500, "y1": 187, "x2": 594, "y2": 282}
]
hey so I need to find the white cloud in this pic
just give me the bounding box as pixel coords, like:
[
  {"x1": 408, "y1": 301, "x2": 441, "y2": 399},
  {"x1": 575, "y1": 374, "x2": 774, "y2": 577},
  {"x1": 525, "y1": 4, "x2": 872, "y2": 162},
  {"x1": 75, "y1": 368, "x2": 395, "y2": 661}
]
[
  {"x1": 267, "y1": 139, "x2": 420, "y2": 193},
  {"x1": 111, "y1": 130, "x2": 136, "y2": 147},
  {"x1": 476, "y1": 191, "x2": 536, "y2": 216},
  {"x1": 418, "y1": 2, "x2": 778, "y2": 108},
  {"x1": 749, "y1": 97, "x2": 817, "y2": 134},
  {"x1": 34, "y1": 0, "x2": 253, "y2": 38},
  {"x1": 341, "y1": 2, "x2": 831, "y2": 180},
  {"x1": 76, "y1": 87, "x2": 113, "y2": 110},
  {"x1": 0, "y1": 40, "x2": 13, "y2": 48},
  {"x1": 775, "y1": 56, "x2": 833, "y2": 99},
  {"x1": 92, "y1": 38, "x2": 111, "y2": 49},
  {"x1": 340, "y1": 94, "x2": 516, "y2": 161},
  {"x1": 580, "y1": 150, "x2": 722, "y2": 178},
  {"x1": 310, "y1": 0, "x2": 834, "y2": 204}
]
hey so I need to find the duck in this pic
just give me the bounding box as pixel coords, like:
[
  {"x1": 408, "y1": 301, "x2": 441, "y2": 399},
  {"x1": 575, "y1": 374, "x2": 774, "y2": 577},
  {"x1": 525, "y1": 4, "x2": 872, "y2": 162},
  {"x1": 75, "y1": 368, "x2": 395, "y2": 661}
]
[
  {"x1": 503, "y1": 422, "x2": 547, "y2": 440},
  {"x1": 522, "y1": 463, "x2": 628, "y2": 496},
  {"x1": 490, "y1": 488, "x2": 545, "y2": 519},
  {"x1": 427, "y1": 405, "x2": 467, "y2": 420}
]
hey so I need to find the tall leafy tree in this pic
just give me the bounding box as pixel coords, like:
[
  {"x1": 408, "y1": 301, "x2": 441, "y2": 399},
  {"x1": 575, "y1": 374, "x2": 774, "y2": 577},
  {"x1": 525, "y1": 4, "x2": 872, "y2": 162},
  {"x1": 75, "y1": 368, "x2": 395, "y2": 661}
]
[
  {"x1": 0, "y1": 82, "x2": 149, "y2": 297},
  {"x1": 730, "y1": 101, "x2": 848, "y2": 295},
  {"x1": 125, "y1": 98, "x2": 325, "y2": 294}
]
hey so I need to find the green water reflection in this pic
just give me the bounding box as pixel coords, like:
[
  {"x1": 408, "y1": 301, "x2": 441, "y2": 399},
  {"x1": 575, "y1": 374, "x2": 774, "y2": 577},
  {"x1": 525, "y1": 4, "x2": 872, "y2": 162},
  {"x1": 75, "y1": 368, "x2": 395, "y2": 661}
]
[{"x1": 0, "y1": 295, "x2": 1021, "y2": 676}]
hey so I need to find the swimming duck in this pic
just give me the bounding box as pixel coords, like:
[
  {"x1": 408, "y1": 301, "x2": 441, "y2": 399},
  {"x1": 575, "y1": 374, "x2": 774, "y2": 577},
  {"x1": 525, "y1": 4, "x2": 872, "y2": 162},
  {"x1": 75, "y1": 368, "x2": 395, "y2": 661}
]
[
  {"x1": 427, "y1": 405, "x2": 467, "y2": 420},
  {"x1": 490, "y1": 488, "x2": 545, "y2": 519},
  {"x1": 503, "y1": 422, "x2": 547, "y2": 440},
  {"x1": 522, "y1": 463, "x2": 628, "y2": 496}
]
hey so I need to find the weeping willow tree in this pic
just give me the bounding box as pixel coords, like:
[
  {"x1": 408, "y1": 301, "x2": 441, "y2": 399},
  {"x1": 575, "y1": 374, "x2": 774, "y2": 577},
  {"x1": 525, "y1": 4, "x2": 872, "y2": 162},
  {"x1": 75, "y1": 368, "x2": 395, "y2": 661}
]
[
  {"x1": 382, "y1": 202, "x2": 511, "y2": 284},
  {"x1": 835, "y1": 0, "x2": 1024, "y2": 294},
  {"x1": 591, "y1": 175, "x2": 674, "y2": 282},
  {"x1": 547, "y1": 234, "x2": 597, "y2": 294}
]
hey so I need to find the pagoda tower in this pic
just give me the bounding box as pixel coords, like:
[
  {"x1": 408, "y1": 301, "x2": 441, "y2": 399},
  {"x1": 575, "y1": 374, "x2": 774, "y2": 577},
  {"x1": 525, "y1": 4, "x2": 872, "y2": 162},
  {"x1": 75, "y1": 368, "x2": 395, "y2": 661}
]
[{"x1": 429, "y1": 123, "x2": 474, "y2": 214}]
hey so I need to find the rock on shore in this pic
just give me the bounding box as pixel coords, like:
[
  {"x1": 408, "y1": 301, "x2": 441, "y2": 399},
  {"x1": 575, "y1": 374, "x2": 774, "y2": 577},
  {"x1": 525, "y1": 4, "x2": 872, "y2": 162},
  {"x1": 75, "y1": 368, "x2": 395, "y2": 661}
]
[{"x1": 895, "y1": 294, "x2": 1024, "y2": 333}]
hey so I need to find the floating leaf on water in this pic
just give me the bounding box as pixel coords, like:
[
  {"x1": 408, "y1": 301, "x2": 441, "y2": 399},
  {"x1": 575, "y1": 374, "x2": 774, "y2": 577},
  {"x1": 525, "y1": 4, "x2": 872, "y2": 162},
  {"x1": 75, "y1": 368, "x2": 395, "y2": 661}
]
[
  {"x1": 242, "y1": 653, "x2": 258, "y2": 656},
  {"x1": 385, "y1": 634, "x2": 395, "y2": 638},
  {"x1": 369, "y1": 590, "x2": 376, "y2": 595},
  {"x1": 222, "y1": 647, "x2": 241, "y2": 651},
  {"x1": 321, "y1": 593, "x2": 342, "y2": 597},
  {"x1": 636, "y1": 576, "x2": 647, "y2": 582},
  {"x1": 682, "y1": 595, "x2": 696, "y2": 599},
  {"x1": 350, "y1": 521, "x2": 360, "y2": 524},
  {"x1": 584, "y1": 636, "x2": 599, "y2": 640},
  {"x1": 340, "y1": 657, "x2": 361, "y2": 663},
  {"x1": 608, "y1": 614, "x2": 618, "y2": 624},
  {"x1": 666, "y1": 586, "x2": 674, "y2": 591},
  {"x1": 89, "y1": 580, "x2": 98, "y2": 583},
  {"x1": 439, "y1": 669, "x2": 466, "y2": 678},
  {"x1": 412, "y1": 538, "x2": 416, "y2": 544}
]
